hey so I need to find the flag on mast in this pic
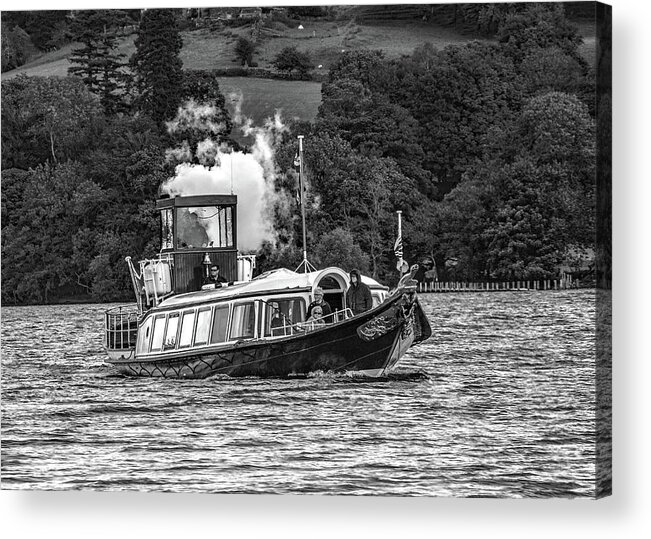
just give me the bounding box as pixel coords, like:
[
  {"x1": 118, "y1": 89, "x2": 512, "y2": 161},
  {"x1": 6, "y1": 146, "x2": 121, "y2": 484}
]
[
  {"x1": 294, "y1": 152, "x2": 302, "y2": 205},
  {"x1": 394, "y1": 235, "x2": 403, "y2": 260},
  {"x1": 395, "y1": 210, "x2": 408, "y2": 274}
]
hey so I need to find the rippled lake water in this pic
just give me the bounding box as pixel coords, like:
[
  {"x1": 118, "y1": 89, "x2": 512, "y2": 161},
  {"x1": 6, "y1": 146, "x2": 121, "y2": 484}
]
[{"x1": 1, "y1": 291, "x2": 602, "y2": 497}]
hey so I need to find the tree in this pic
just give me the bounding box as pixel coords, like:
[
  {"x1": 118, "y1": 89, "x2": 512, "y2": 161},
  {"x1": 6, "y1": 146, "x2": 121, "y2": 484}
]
[
  {"x1": 287, "y1": 6, "x2": 327, "y2": 18},
  {"x1": 436, "y1": 91, "x2": 596, "y2": 280},
  {"x1": 3, "y1": 10, "x2": 71, "y2": 52},
  {"x1": 519, "y1": 46, "x2": 585, "y2": 97},
  {"x1": 493, "y1": 4, "x2": 593, "y2": 112},
  {"x1": 234, "y1": 37, "x2": 256, "y2": 67},
  {"x1": 496, "y1": 3, "x2": 584, "y2": 64},
  {"x1": 322, "y1": 44, "x2": 520, "y2": 197},
  {"x1": 1, "y1": 22, "x2": 36, "y2": 72},
  {"x1": 130, "y1": 9, "x2": 184, "y2": 125},
  {"x1": 1, "y1": 75, "x2": 102, "y2": 169},
  {"x1": 285, "y1": 130, "x2": 415, "y2": 281},
  {"x1": 328, "y1": 50, "x2": 385, "y2": 89},
  {"x1": 313, "y1": 228, "x2": 370, "y2": 273},
  {"x1": 165, "y1": 69, "x2": 233, "y2": 157},
  {"x1": 272, "y1": 46, "x2": 313, "y2": 77},
  {"x1": 318, "y1": 84, "x2": 433, "y2": 196},
  {"x1": 79, "y1": 113, "x2": 164, "y2": 191},
  {"x1": 394, "y1": 41, "x2": 521, "y2": 195},
  {"x1": 68, "y1": 10, "x2": 131, "y2": 114},
  {"x1": 1, "y1": 162, "x2": 106, "y2": 304},
  {"x1": 511, "y1": 91, "x2": 596, "y2": 173},
  {"x1": 319, "y1": 51, "x2": 434, "y2": 194}
]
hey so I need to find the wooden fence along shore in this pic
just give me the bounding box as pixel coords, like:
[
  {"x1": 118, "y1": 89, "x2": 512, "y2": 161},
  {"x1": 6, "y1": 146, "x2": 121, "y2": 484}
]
[{"x1": 418, "y1": 276, "x2": 583, "y2": 293}]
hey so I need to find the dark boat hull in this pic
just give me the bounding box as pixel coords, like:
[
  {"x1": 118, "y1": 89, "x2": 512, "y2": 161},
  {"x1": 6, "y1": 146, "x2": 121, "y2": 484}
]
[{"x1": 108, "y1": 295, "x2": 431, "y2": 379}]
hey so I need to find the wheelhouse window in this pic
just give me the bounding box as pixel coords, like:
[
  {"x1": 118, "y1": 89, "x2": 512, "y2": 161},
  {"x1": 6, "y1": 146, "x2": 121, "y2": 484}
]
[
  {"x1": 161, "y1": 208, "x2": 174, "y2": 250},
  {"x1": 264, "y1": 298, "x2": 305, "y2": 337},
  {"x1": 230, "y1": 302, "x2": 256, "y2": 340},
  {"x1": 194, "y1": 307, "x2": 212, "y2": 346},
  {"x1": 177, "y1": 206, "x2": 234, "y2": 250},
  {"x1": 210, "y1": 305, "x2": 230, "y2": 344}
]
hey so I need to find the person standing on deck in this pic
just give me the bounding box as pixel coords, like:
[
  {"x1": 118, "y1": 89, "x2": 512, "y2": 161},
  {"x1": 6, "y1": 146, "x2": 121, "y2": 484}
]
[{"x1": 346, "y1": 269, "x2": 372, "y2": 316}]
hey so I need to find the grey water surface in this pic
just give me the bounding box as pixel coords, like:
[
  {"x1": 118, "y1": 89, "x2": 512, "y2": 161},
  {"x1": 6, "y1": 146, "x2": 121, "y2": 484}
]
[{"x1": 1, "y1": 290, "x2": 599, "y2": 497}]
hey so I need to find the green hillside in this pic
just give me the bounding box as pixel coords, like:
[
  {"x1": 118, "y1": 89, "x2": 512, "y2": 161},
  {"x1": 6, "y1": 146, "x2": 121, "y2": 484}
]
[
  {"x1": 3, "y1": 19, "x2": 480, "y2": 77},
  {"x1": 2, "y1": 14, "x2": 595, "y2": 134},
  {"x1": 1, "y1": 19, "x2": 482, "y2": 126}
]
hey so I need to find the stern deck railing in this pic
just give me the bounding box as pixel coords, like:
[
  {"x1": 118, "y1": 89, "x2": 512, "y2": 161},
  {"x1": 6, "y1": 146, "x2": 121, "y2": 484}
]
[{"x1": 105, "y1": 306, "x2": 139, "y2": 352}]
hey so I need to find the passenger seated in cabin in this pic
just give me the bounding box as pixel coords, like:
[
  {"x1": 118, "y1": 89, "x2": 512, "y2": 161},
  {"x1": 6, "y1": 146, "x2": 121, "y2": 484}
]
[
  {"x1": 270, "y1": 311, "x2": 286, "y2": 336},
  {"x1": 301, "y1": 306, "x2": 326, "y2": 331},
  {"x1": 203, "y1": 265, "x2": 228, "y2": 288},
  {"x1": 306, "y1": 287, "x2": 333, "y2": 323}
]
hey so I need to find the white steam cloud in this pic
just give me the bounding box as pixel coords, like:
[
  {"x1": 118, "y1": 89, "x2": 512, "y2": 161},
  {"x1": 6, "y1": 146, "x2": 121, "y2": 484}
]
[
  {"x1": 161, "y1": 95, "x2": 291, "y2": 253},
  {"x1": 165, "y1": 98, "x2": 226, "y2": 136}
]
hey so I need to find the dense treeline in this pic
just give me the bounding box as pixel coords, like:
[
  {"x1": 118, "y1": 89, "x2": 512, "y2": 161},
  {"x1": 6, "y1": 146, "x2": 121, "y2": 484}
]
[
  {"x1": 1, "y1": 9, "x2": 230, "y2": 304},
  {"x1": 268, "y1": 2, "x2": 599, "y2": 285},
  {"x1": 2, "y1": 4, "x2": 604, "y2": 305}
]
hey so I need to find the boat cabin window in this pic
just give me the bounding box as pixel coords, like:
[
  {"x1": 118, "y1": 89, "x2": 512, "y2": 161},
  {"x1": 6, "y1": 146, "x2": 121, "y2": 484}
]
[
  {"x1": 177, "y1": 206, "x2": 234, "y2": 250},
  {"x1": 230, "y1": 302, "x2": 256, "y2": 340},
  {"x1": 164, "y1": 313, "x2": 180, "y2": 350},
  {"x1": 137, "y1": 316, "x2": 154, "y2": 355},
  {"x1": 150, "y1": 315, "x2": 167, "y2": 352},
  {"x1": 210, "y1": 305, "x2": 230, "y2": 344},
  {"x1": 178, "y1": 310, "x2": 196, "y2": 348},
  {"x1": 194, "y1": 307, "x2": 212, "y2": 345},
  {"x1": 264, "y1": 298, "x2": 305, "y2": 337}
]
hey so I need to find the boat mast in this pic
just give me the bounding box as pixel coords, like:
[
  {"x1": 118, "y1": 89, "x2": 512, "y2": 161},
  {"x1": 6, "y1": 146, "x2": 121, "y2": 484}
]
[{"x1": 296, "y1": 135, "x2": 317, "y2": 274}]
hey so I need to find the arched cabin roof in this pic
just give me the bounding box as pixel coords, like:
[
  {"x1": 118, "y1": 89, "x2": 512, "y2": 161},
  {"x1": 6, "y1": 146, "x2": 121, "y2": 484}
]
[{"x1": 152, "y1": 267, "x2": 388, "y2": 312}]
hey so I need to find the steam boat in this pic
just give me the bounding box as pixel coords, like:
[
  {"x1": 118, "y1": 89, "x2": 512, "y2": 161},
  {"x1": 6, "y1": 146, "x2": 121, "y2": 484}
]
[{"x1": 103, "y1": 140, "x2": 431, "y2": 378}]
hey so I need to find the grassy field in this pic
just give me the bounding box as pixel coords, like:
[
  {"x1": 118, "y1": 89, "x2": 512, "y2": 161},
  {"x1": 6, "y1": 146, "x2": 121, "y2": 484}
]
[
  {"x1": 218, "y1": 77, "x2": 322, "y2": 142},
  {"x1": 3, "y1": 19, "x2": 480, "y2": 76},
  {"x1": 236, "y1": 19, "x2": 482, "y2": 71},
  {"x1": 0, "y1": 19, "x2": 479, "y2": 129},
  {"x1": 2, "y1": 16, "x2": 596, "y2": 130}
]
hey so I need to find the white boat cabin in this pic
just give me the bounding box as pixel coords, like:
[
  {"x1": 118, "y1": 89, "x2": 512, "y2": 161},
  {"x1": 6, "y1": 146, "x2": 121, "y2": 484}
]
[{"x1": 134, "y1": 267, "x2": 388, "y2": 358}]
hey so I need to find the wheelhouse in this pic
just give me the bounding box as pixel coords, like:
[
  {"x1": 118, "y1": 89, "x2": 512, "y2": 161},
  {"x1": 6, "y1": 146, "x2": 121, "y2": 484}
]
[{"x1": 157, "y1": 194, "x2": 238, "y2": 294}]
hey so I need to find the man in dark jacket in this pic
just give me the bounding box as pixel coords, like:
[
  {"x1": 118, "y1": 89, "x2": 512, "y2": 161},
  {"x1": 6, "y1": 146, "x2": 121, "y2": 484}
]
[
  {"x1": 203, "y1": 264, "x2": 228, "y2": 288},
  {"x1": 346, "y1": 269, "x2": 373, "y2": 315}
]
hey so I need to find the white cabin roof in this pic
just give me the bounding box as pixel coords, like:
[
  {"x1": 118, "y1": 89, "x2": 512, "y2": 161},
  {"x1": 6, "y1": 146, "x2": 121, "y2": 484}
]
[{"x1": 155, "y1": 267, "x2": 386, "y2": 311}]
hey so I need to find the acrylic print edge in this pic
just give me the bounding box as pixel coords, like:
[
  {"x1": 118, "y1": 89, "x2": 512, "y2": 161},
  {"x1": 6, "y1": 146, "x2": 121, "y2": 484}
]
[{"x1": 595, "y1": 0, "x2": 612, "y2": 499}]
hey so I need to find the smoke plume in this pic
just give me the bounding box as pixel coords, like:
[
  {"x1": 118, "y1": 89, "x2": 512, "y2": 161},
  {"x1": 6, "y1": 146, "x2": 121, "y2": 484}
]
[{"x1": 161, "y1": 96, "x2": 291, "y2": 253}]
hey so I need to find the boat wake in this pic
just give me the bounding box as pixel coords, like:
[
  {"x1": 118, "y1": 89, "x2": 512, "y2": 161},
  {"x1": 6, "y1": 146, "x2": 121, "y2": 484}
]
[{"x1": 304, "y1": 369, "x2": 430, "y2": 383}]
